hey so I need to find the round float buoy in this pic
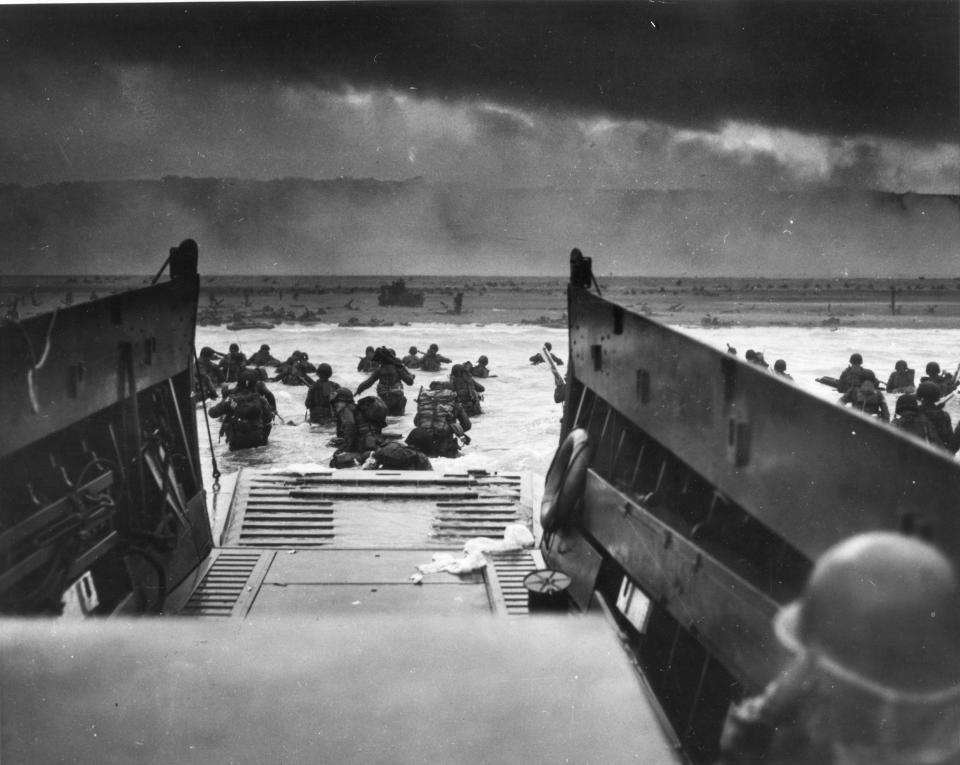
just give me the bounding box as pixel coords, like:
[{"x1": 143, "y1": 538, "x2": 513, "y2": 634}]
[
  {"x1": 523, "y1": 569, "x2": 572, "y2": 612},
  {"x1": 540, "y1": 428, "x2": 591, "y2": 533}
]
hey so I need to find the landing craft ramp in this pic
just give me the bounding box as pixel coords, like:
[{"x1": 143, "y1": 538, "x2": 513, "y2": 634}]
[
  {"x1": 2, "y1": 467, "x2": 683, "y2": 764},
  {"x1": 166, "y1": 468, "x2": 551, "y2": 619}
]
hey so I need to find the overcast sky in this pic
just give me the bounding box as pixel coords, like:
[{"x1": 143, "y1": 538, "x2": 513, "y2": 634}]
[{"x1": 1, "y1": 1, "x2": 958, "y2": 193}]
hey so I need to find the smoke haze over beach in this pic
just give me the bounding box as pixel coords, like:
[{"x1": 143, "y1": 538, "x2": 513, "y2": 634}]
[{"x1": 0, "y1": 2, "x2": 956, "y2": 276}]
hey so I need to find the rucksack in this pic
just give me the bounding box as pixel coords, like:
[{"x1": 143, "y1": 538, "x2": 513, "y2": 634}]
[
  {"x1": 374, "y1": 442, "x2": 432, "y2": 470},
  {"x1": 357, "y1": 396, "x2": 389, "y2": 425},
  {"x1": 414, "y1": 388, "x2": 457, "y2": 432}
]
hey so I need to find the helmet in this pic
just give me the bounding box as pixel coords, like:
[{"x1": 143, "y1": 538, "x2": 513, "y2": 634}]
[
  {"x1": 745, "y1": 349, "x2": 757, "y2": 361},
  {"x1": 544, "y1": 342, "x2": 552, "y2": 351},
  {"x1": 332, "y1": 389, "x2": 354, "y2": 403},
  {"x1": 229, "y1": 343, "x2": 240, "y2": 353},
  {"x1": 849, "y1": 353, "x2": 863, "y2": 365},
  {"x1": 917, "y1": 381, "x2": 941, "y2": 402},
  {"x1": 895, "y1": 394, "x2": 919, "y2": 414},
  {"x1": 365, "y1": 346, "x2": 375, "y2": 354},
  {"x1": 429, "y1": 343, "x2": 439, "y2": 352},
  {"x1": 774, "y1": 359, "x2": 787, "y2": 372},
  {"x1": 200, "y1": 346, "x2": 215, "y2": 358},
  {"x1": 895, "y1": 360, "x2": 908, "y2": 371},
  {"x1": 478, "y1": 355, "x2": 488, "y2": 365},
  {"x1": 316, "y1": 363, "x2": 332, "y2": 378},
  {"x1": 260, "y1": 344, "x2": 270, "y2": 351},
  {"x1": 373, "y1": 346, "x2": 397, "y2": 365},
  {"x1": 775, "y1": 532, "x2": 960, "y2": 694},
  {"x1": 927, "y1": 361, "x2": 941, "y2": 376},
  {"x1": 409, "y1": 346, "x2": 418, "y2": 354},
  {"x1": 451, "y1": 364, "x2": 464, "y2": 376},
  {"x1": 237, "y1": 370, "x2": 258, "y2": 387}
]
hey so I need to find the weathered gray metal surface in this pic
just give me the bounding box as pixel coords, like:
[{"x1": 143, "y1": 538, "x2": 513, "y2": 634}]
[
  {"x1": 223, "y1": 469, "x2": 524, "y2": 548},
  {"x1": 199, "y1": 469, "x2": 540, "y2": 621},
  {"x1": 581, "y1": 471, "x2": 787, "y2": 691},
  {"x1": 569, "y1": 287, "x2": 960, "y2": 564},
  {"x1": 1, "y1": 277, "x2": 199, "y2": 459},
  {"x1": 178, "y1": 548, "x2": 272, "y2": 618},
  {"x1": 485, "y1": 549, "x2": 545, "y2": 616},
  {"x1": 1, "y1": 618, "x2": 681, "y2": 764}
]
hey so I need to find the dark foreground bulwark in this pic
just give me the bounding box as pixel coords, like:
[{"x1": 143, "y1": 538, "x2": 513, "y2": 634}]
[{"x1": 1, "y1": 616, "x2": 680, "y2": 764}]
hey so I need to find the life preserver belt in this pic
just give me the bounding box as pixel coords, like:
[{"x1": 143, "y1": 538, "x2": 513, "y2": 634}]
[{"x1": 540, "y1": 428, "x2": 592, "y2": 533}]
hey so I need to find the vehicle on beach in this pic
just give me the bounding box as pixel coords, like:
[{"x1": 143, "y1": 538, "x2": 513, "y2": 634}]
[
  {"x1": 3, "y1": 241, "x2": 960, "y2": 762},
  {"x1": 377, "y1": 278, "x2": 425, "y2": 307}
]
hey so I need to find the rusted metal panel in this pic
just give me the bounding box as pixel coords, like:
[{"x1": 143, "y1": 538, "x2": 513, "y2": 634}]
[
  {"x1": 1, "y1": 277, "x2": 199, "y2": 459},
  {"x1": 569, "y1": 287, "x2": 960, "y2": 564}
]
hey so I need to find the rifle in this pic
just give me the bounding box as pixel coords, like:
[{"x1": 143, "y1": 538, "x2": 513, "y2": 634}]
[
  {"x1": 541, "y1": 344, "x2": 565, "y2": 387},
  {"x1": 541, "y1": 344, "x2": 566, "y2": 402}
]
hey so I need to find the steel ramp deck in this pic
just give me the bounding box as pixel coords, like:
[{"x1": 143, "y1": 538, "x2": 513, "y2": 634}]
[{"x1": 177, "y1": 468, "x2": 542, "y2": 618}]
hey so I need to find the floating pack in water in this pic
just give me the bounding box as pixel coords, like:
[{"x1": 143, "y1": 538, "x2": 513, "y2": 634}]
[{"x1": 414, "y1": 387, "x2": 457, "y2": 432}]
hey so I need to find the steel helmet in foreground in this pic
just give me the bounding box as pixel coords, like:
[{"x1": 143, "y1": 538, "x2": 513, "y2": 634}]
[{"x1": 774, "y1": 531, "x2": 960, "y2": 764}]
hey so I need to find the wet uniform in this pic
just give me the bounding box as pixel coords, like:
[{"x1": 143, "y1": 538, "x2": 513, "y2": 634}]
[
  {"x1": 305, "y1": 379, "x2": 341, "y2": 423},
  {"x1": 919, "y1": 401, "x2": 953, "y2": 450},
  {"x1": 219, "y1": 351, "x2": 248, "y2": 384},
  {"x1": 356, "y1": 361, "x2": 415, "y2": 416},
  {"x1": 886, "y1": 368, "x2": 915, "y2": 394},
  {"x1": 409, "y1": 387, "x2": 472, "y2": 457},
  {"x1": 419, "y1": 350, "x2": 451, "y2": 372},
  {"x1": 209, "y1": 386, "x2": 273, "y2": 451},
  {"x1": 449, "y1": 367, "x2": 484, "y2": 416},
  {"x1": 249, "y1": 349, "x2": 281, "y2": 366},
  {"x1": 836, "y1": 364, "x2": 877, "y2": 394},
  {"x1": 839, "y1": 386, "x2": 889, "y2": 421}
]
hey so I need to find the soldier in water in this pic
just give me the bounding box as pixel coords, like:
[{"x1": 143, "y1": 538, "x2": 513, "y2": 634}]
[
  {"x1": 472, "y1": 355, "x2": 491, "y2": 378},
  {"x1": 838, "y1": 379, "x2": 890, "y2": 421},
  {"x1": 355, "y1": 347, "x2": 415, "y2": 416},
  {"x1": 836, "y1": 353, "x2": 877, "y2": 394},
  {"x1": 886, "y1": 359, "x2": 916, "y2": 395},
  {"x1": 208, "y1": 370, "x2": 275, "y2": 451},
  {"x1": 304, "y1": 363, "x2": 341, "y2": 424},
  {"x1": 249, "y1": 343, "x2": 281, "y2": 367},
  {"x1": 419, "y1": 343, "x2": 451, "y2": 372},
  {"x1": 218, "y1": 343, "x2": 247, "y2": 384},
  {"x1": 530, "y1": 342, "x2": 563, "y2": 366},
  {"x1": 357, "y1": 346, "x2": 379, "y2": 373}
]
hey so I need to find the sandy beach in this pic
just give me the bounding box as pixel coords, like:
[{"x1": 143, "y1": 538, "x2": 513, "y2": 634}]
[{"x1": 4, "y1": 273, "x2": 960, "y2": 330}]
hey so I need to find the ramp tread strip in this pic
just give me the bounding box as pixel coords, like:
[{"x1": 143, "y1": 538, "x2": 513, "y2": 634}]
[
  {"x1": 484, "y1": 549, "x2": 541, "y2": 616},
  {"x1": 181, "y1": 550, "x2": 272, "y2": 617}
]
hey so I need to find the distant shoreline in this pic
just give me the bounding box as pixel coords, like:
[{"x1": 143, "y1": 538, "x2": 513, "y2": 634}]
[{"x1": 4, "y1": 273, "x2": 960, "y2": 330}]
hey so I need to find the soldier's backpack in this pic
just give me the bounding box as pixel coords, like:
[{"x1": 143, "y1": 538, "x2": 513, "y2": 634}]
[
  {"x1": 414, "y1": 388, "x2": 458, "y2": 432},
  {"x1": 357, "y1": 396, "x2": 389, "y2": 426},
  {"x1": 373, "y1": 442, "x2": 432, "y2": 471}
]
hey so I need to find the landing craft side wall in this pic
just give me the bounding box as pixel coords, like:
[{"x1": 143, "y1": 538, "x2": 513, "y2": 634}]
[
  {"x1": 1, "y1": 277, "x2": 200, "y2": 459},
  {"x1": 567, "y1": 287, "x2": 960, "y2": 566}
]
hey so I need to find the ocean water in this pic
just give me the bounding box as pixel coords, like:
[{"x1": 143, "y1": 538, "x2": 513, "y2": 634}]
[{"x1": 195, "y1": 321, "x2": 960, "y2": 530}]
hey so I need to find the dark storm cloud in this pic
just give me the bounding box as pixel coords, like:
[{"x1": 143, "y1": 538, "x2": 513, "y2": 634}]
[{"x1": 2, "y1": 1, "x2": 957, "y2": 142}]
